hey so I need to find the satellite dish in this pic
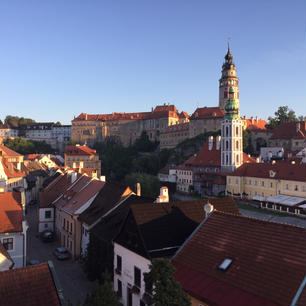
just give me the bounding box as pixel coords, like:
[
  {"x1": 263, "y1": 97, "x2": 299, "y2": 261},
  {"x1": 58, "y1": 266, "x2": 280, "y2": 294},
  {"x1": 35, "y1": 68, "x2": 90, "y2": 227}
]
[{"x1": 204, "y1": 203, "x2": 214, "y2": 214}]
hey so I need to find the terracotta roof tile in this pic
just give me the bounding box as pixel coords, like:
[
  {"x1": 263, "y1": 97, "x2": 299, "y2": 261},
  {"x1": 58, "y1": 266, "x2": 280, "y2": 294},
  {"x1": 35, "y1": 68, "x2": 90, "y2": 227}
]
[
  {"x1": 61, "y1": 179, "x2": 105, "y2": 215},
  {"x1": 172, "y1": 211, "x2": 306, "y2": 306},
  {"x1": 78, "y1": 182, "x2": 132, "y2": 225},
  {"x1": 125, "y1": 198, "x2": 240, "y2": 258},
  {"x1": 0, "y1": 145, "x2": 22, "y2": 157},
  {"x1": 179, "y1": 111, "x2": 189, "y2": 119},
  {"x1": 0, "y1": 192, "x2": 22, "y2": 233},
  {"x1": 270, "y1": 121, "x2": 306, "y2": 140},
  {"x1": 0, "y1": 262, "x2": 61, "y2": 306},
  {"x1": 230, "y1": 160, "x2": 306, "y2": 182},
  {"x1": 65, "y1": 145, "x2": 97, "y2": 156},
  {"x1": 190, "y1": 107, "x2": 225, "y2": 120},
  {"x1": 244, "y1": 118, "x2": 267, "y2": 130}
]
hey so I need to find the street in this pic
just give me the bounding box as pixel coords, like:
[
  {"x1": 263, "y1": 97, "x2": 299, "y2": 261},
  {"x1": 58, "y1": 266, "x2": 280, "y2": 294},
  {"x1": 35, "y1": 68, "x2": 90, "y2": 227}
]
[{"x1": 26, "y1": 204, "x2": 93, "y2": 306}]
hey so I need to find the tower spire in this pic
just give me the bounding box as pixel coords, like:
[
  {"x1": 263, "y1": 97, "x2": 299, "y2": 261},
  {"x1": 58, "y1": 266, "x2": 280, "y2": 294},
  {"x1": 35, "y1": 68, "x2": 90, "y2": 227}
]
[{"x1": 227, "y1": 37, "x2": 231, "y2": 54}]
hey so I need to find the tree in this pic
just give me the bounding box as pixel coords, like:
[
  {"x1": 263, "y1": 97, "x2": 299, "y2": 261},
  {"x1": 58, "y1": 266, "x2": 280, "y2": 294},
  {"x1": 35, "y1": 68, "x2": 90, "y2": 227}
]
[
  {"x1": 4, "y1": 138, "x2": 55, "y2": 155},
  {"x1": 4, "y1": 115, "x2": 35, "y2": 127},
  {"x1": 134, "y1": 131, "x2": 158, "y2": 152},
  {"x1": 125, "y1": 172, "x2": 160, "y2": 198},
  {"x1": 144, "y1": 258, "x2": 191, "y2": 306},
  {"x1": 266, "y1": 106, "x2": 297, "y2": 129},
  {"x1": 242, "y1": 129, "x2": 254, "y2": 154},
  {"x1": 83, "y1": 273, "x2": 121, "y2": 306}
]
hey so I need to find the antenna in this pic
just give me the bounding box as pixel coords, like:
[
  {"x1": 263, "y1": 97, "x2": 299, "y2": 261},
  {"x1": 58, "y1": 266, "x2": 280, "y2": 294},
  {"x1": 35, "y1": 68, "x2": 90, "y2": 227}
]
[
  {"x1": 227, "y1": 37, "x2": 231, "y2": 52},
  {"x1": 204, "y1": 202, "x2": 214, "y2": 214}
]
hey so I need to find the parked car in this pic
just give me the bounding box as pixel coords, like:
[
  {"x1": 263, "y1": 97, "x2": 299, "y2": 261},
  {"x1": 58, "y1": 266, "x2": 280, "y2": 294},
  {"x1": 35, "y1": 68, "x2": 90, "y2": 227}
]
[
  {"x1": 53, "y1": 247, "x2": 71, "y2": 260},
  {"x1": 40, "y1": 230, "x2": 54, "y2": 242},
  {"x1": 28, "y1": 259, "x2": 40, "y2": 265}
]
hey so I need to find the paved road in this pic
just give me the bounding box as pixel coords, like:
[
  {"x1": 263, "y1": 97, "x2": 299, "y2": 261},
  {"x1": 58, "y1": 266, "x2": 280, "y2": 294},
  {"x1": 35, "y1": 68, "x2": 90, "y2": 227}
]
[
  {"x1": 240, "y1": 208, "x2": 306, "y2": 228},
  {"x1": 26, "y1": 205, "x2": 93, "y2": 306}
]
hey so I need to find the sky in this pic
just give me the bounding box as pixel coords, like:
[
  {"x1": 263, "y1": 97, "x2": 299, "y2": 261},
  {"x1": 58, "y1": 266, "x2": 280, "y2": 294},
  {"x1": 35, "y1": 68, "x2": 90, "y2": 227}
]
[{"x1": 0, "y1": 0, "x2": 305, "y2": 125}]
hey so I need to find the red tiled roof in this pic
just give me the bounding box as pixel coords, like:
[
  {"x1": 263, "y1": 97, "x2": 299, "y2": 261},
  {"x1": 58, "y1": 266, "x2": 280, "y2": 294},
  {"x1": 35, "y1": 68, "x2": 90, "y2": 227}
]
[
  {"x1": 188, "y1": 138, "x2": 221, "y2": 167},
  {"x1": 0, "y1": 145, "x2": 22, "y2": 157},
  {"x1": 190, "y1": 107, "x2": 225, "y2": 120},
  {"x1": 0, "y1": 262, "x2": 61, "y2": 306},
  {"x1": 65, "y1": 145, "x2": 97, "y2": 156},
  {"x1": 270, "y1": 121, "x2": 306, "y2": 140},
  {"x1": 230, "y1": 160, "x2": 306, "y2": 182},
  {"x1": 0, "y1": 192, "x2": 22, "y2": 233},
  {"x1": 26, "y1": 154, "x2": 41, "y2": 160},
  {"x1": 1, "y1": 160, "x2": 25, "y2": 178},
  {"x1": 172, "y1": 211, "x2": 306, "y2": 306},
  {"x1": 188, "y1": 138, "x2": 256, "y2": 167},
  {"x1": 72, "y1": 105, "x2": 180, "y2": 123},
  {"x1": 153, "y1": 104, "x2": 177, "y2": 113},
  {"x1": 179, "y1": 111, "x2": 189, "y2": 119},
  {"x1": 39, "y1": 172, "x2": 78, "y2": 208},
  {"x1": 61, "y1": 179, "x2": 105, "y2": 215},
  {"x1": 243, "y1": 118, "x2": 267, "y2": 130}
]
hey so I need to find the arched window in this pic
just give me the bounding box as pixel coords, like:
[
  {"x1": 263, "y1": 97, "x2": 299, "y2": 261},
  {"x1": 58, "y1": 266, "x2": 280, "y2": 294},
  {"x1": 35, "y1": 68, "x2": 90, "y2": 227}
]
[
  {"x1": 226, "y1": 141, "x2": 229, "y2": 150},
  {"x1": 236, "y1": 140, "x2": 239, "y2": 150},
  {"x1": 236, "y1": 154, "x2": 239, "y2": 163},
  {"x1": 226, "y1": 155, "x2": 229, "y2": 165},
  {"x1": 236, "y1": 126, "x2": 239, "y2": 136},
  {"x1": 226, "y1": 126, "x2": 229, "y2": 136}
]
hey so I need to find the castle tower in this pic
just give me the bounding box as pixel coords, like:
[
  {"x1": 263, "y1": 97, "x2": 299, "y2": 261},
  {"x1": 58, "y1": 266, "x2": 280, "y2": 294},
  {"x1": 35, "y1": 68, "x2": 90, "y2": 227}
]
[
  {"x1": 219, "y1": 43, "x2": 239, "y2": 109},
  {"x1": 221, "y1": 86, "x2": 243, "y2": 173}
]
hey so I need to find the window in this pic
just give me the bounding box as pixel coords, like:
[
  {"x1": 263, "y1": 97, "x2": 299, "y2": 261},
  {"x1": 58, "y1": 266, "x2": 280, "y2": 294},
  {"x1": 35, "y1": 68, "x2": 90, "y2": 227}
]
[
  {"x1": 270, "y1": 182, "x2": 273, "y2": 188},
  {"x1": 45, "y1": 210, "x2": 51, "y2": 219},
  {"x1": 295, "y1": 185, "x2": 298, "y2": 191},
  {"x1": 286, "y1": 184, "x2": 289, "y2": 190},
  {"x1": 255, "y1": 181, "x2": 258, "y2": 186},
  {"x1": 249, "y1": 180, "x2": 252, "y2": 185},
  {"x1": 63, "y1": 219, "x2": 66, "y2": 228},
  {"x1": 117, "y1": 255, "x2": 122, "y2": 272},
  {"x1": 262, "y1": 181, "x2": 264, "y2": 187},
  {"x1": 70, "y1": 222, "x2": 72, "y2": 233},
  {"x1": 134, "y1": 266, "x2": 141, "y2": 288},
  {"x1": 2, "y1": 238, "x2": 13, "y2": 250},
  {"x1": 145, "y1": 279, "x2": 153, "y2": 295},
  {"x1": 117, "y1": 280, "x2": 122, "y2": 298}
]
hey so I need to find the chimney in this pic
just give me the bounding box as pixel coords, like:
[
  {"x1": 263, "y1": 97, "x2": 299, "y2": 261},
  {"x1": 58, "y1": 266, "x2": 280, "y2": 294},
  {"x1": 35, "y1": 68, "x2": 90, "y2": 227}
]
[
  {"x1": 136, "y1": 182, "x2": 141, "y2": 196},
  {"x1": 208, "y1": 136, "x2": 214, "y2": 150},
  {"x1": 71, "y1": 172, "x2": 77, "y2": 183},
  {"x1": 296, "y1": 122, "x2": 301, "y2": 133},
  {"x1": 216, "y1": 136, "x2": 221, "y2": 150},
  {"x1": 155, "y1": 186, "x2": 169, "y2": 203},
  {"x1": 85, "y1": 113, "x2": 88, "y2": 120},
  {"x1": 251, "y1": 116, "x2": 254, "y2": 124}
]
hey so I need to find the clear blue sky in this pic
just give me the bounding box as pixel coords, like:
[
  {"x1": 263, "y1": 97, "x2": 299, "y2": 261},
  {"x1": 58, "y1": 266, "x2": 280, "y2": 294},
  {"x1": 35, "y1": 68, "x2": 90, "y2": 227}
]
[{"x1": 0, "y1": 0, "x2": 305, "y2": 124}]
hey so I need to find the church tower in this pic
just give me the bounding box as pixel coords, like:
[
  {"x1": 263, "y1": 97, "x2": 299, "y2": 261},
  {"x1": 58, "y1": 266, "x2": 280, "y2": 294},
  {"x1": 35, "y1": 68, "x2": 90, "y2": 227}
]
[
  {"x1": 219, "y1": 44, "x2": 239, "y2": 109},
  {"x1": 221, "y1": 86, "x2": 243, "y2": 173}
]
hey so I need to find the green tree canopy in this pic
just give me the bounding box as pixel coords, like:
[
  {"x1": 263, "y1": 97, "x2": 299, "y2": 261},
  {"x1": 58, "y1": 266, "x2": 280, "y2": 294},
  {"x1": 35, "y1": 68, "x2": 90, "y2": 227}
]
[
  {"x1": 83, "y1": 273, "x2": 121, "y2": 306},
  {"x1": 4, "y1": 115, "x2": 36, "y2": 127},
  {"x1": 4, "y1": 138, "x2": 55, "y2": 155},
  {"x1": 266, "y1": 106, "x2": 297, "y2": 129},
  {"x1": 125, "y1": 172, "x2": 160, "y2": 198},
  {"x1": 144, "y1": 258, "x2": 191, "y2": 306}
]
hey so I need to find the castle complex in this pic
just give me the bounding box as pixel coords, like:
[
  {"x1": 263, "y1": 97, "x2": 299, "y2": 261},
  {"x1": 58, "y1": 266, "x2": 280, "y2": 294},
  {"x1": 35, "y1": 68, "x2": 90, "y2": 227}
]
[{"x1": 71, "y1": 46, "x2": 265, "y2": 148}]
